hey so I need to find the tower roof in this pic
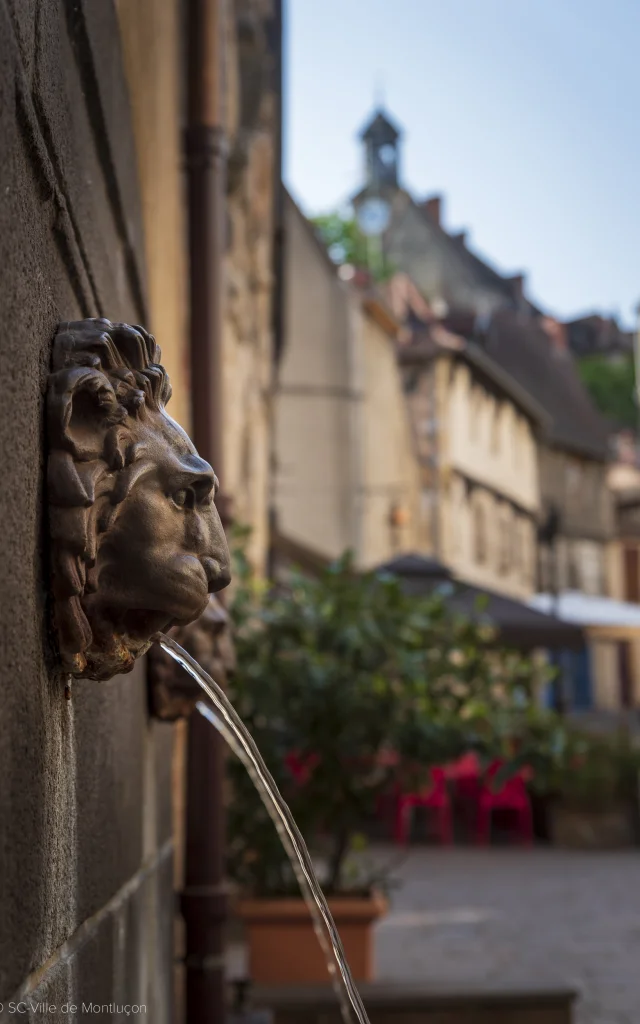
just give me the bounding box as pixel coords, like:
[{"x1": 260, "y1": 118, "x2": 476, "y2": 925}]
[{"x1": 359, "y1": 108, "x2": 402, "y2": 145}]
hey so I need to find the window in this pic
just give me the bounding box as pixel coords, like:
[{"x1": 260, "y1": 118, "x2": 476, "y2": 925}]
[
  {"x1": 623, "y1": 545, "x2": 640, "y2": 603},
  {"x1": 512, "y1": 518, "x2": 522, "y2": 574},
  {"x1": 469, "y1": 387, "x2": 481, "y2": 442},
  {"x1": 566, "y1": 541, "x2": 603, "y2": 595},
  {"x1": 498, "y1": 507, "x2": 511, "y2": 573},
  {"x1": 450, "y1": 479, "x2": 466, "y2": 556},
  {"x1": 490, "y1": 402, "x2": 500, "y2": 454},
  {"x1": 618, "y1": 641, "x2": 634, "y2": 709},
  {"x1": 566, "y1": 461, "x2": 582, "y2": 496},
  {"x1": 501, "y1": 406, "x2": 514, "y2": 465},
  {"x1": 514, "y1": 416, "x2": 524, "y2": 468},
  {"x1": 474, "y1": 501, "x2": 487, "y2": 564}
]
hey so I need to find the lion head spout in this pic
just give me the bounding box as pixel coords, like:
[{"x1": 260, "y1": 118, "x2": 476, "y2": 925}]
[{"x1": 47, "y1": 318, "x2": 231, "y2": 680}]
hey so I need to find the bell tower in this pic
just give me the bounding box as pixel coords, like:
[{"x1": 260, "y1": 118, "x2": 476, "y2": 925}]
[{"x1": 359, "y1": 108, "x2": 401, "y2": 190}]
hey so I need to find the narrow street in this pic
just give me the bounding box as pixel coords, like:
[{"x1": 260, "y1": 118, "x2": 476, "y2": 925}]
[{"x1": 375, "y1": 847, "x2": 640, "y2": 1024}]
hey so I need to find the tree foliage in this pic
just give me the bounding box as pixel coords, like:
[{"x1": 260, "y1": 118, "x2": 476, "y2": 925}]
[
  {"x1": 311, "y1": 211, "x2": 394, "y2": 282},
  {"x1": 577, "y1": 353, "x2": 637, "y2": 429},
  {"x1": 311, "y1": 212, "x2": 369, "y2": 268}
]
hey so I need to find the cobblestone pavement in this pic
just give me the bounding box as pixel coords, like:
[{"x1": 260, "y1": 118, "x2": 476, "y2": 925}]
[{"x1": 373, "y1": 846, "x2": 640, "y2": 1024}]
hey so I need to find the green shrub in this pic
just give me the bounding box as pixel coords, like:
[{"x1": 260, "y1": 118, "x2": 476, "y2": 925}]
[{"x1": 225, "y1": 548, "x2": 544, "y2": 896}]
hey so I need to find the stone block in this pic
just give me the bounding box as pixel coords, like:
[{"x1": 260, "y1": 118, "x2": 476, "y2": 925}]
[
  {"x1": 73, "y1": 660, "x2": 146, "y2": 924},
  {"x1": 253, "y1": 983, "x2": 576, "y2": 1024}
]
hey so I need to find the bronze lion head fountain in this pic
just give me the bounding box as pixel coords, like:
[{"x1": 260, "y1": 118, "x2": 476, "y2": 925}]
[{"x1": 48, "y1": 317, "x2": 230, "y2": 680}]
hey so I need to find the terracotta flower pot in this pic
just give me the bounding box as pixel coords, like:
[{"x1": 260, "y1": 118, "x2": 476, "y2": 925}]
[{"x1": 236, "y1": 893, "x2": 387, "y2": 985}]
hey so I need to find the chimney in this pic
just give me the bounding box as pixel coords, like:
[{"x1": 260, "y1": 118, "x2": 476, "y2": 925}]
[
  {"x1": 423, "y1": 194, "x2": 442, "y2": 227},
  {"x1": 541, "y1": 316, "x2": 568, "y2": 354},
  {"x1": 451, "y1": 230, "x2": 467, "y2": 247}
]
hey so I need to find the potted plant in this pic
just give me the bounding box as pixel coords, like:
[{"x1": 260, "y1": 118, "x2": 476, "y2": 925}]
[{"x1": 225, "y1": 550, "x2": 541, "y2": 985}]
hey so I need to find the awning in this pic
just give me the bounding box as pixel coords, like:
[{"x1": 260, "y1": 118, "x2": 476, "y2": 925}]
[
  {"x1": 530, "y1": 591, "x2": 640, "y2": 629},
  {"x1": 376, "y1": 554, "x2": 584, "y2": 651}
]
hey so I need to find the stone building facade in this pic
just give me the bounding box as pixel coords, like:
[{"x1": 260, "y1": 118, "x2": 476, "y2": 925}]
[
  {"x1": 354, "y1": 111, "x2": 532, "y2": 321},
  {"x1": 119, "y1": 0, "x2": 280, "y2": 576},
  {"x1": 0, "y1": 0, "x2": 280, "y2": 1019},
  {"x1": 398, "y1": 329, "x2": 544, "y2": 600},
  {"x1": 0, "y1": 2, "x2": 172, "y2": 1017},
  {"x1": 353, "y1": 106, "x2": 613, "y2": 598},
  {"x1": 479, "y1": 312, "x2": 614, "y2": 598},
  {"x1": 223, "y1": 0, "x2": 281, "y2": 574},
  {"x1": 275, "y1": 194, "x2": 423, "y2": 569}
]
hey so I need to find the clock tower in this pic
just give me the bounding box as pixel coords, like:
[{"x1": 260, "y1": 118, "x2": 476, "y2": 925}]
[{"x1": 359, "y1": 108, "x2": 402, "y2": 190}]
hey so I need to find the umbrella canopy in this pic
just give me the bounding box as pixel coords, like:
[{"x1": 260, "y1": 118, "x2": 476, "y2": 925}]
[{"x1": 376, "y1": 554, "x2": 584, "y2": 651}]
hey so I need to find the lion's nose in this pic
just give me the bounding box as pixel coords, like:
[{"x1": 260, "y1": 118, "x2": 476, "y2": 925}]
[{"x1": 202, "y1": 556, "x2": 231, "y2": 593}]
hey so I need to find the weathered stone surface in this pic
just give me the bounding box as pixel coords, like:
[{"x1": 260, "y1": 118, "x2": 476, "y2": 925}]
[
  {"x1": 115, "y1": 0, "x2": 190, "y2": 432},
  {"x1": 2, "y1": 0, "x2": 279, "y2": 1016},
  {"x1": 23, "y1": 959, "x2": 74, "y2": 1024},
  {"x1": 73, "y1": 663, "x2": 147, "y2": 924},
  {"x1": 223, "y1": 0, "x2": 278, "y2": 574},
  {"x1": 255, "y1": 984, "x2": 575, "y2": 1024},
  {"x1": 0, "y1": 0, "x2": 176, "y2": 1013}
]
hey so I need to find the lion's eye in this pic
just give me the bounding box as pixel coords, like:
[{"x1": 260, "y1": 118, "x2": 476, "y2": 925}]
[{"x1": 173, "y1": 488, "x2": 193, "y2": 509}]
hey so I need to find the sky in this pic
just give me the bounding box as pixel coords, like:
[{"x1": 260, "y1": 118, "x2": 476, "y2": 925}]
[{"x1": 284, "y1": 0, "x2": 640, "y2": 326}]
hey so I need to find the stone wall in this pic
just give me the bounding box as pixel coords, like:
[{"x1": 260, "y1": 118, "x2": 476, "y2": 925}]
[
  {"x1": 383, "y1": 191, "x2": 509, "y2": 317},
  {"x1": 254, "y1": 984, "x2": 575, "y2": 1024},
  {"x1": 115, "y1": 0, "x2": 190, "y2": 433},
  {"x1": 277, "y1": 196, "x2": 427, "y2": 568},
  {"x1": 118, "y1": 0, "x2": 280, "y2": 579},
  {"x1": 358, "y1": 308, "x2": 424, "y2": 568},
  {"x1": 276, "y1": 194, "x2": 357, "y2": 560},
  {"x1": 539, "y1": 447, "x2": 613, "y2": 545},
  {"x1": 437, "y1": 357, "x2": 540, "y2": 598},
  {"x1": 538, "y1": 447, "x2": 613, "y2": 595},
  {"x1": 223, "y1": 0, "x2": 280, "y2": 574},
  {"x1": 114, "y1": 6, "x2": 282, "y2": 1021},
  {"x1": 0, "y1": 2, "x2": 174, "y2": 1019}
]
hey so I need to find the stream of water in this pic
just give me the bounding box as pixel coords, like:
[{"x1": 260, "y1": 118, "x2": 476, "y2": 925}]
[{"x1": 155, "y1": 632, "x2": 371, "y2": 1024}]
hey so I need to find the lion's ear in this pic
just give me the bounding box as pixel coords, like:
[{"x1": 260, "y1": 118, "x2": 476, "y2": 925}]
[{"x1": 48, "y1": 366, "x2": 126, "y2": 461}]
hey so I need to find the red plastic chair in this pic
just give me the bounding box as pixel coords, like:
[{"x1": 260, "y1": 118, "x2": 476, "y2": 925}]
[
  {"x1": 445, "y1": 751, "x2": 482, "y2": 799},
  {"x1": 445, "y1": 752, "x2": 482, "y2": 842},
  {"x1": 394, "y1": 767, "x2": 453, "y2": 845},
  {"x1": 475, "y1": 760, "x2": 533, "y2": 846}
]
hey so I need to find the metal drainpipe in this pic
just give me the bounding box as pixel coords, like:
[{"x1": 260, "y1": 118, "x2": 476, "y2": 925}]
[{"x1": 183, "y1": 0, "x2": 230, "y2": 1020}]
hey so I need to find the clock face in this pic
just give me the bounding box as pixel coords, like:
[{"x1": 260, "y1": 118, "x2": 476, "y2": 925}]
[
  {"x1": 356, "y1": 197, "x2": 391, "y2": 237},
  {"x1": 379, "y1": 144, "x2": 396, "y2": 167}
]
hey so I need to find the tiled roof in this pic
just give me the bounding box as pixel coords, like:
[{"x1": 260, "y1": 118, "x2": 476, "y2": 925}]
[
  {"x1": 397, "y1": 320, "x2": 549, "y2": 428},
  {"x1": 480, "y1": 310, "x2": 611, "y2": 461},
  {"x1": 412, "y1": 197, "x2": 541, "y2": 315}
]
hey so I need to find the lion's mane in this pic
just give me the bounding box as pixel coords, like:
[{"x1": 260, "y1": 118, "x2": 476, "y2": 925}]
[{"x1": 48, "y1": 317, "x2": 172, "y2": 676}]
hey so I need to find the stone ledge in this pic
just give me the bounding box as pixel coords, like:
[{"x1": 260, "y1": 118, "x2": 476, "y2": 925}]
[
  {"x1": 5, "y1": 839, "x2": 173, "y2": 1011},
  {"x1": 252, "y1": 982, "x2": 576, "y2": 1024}
]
